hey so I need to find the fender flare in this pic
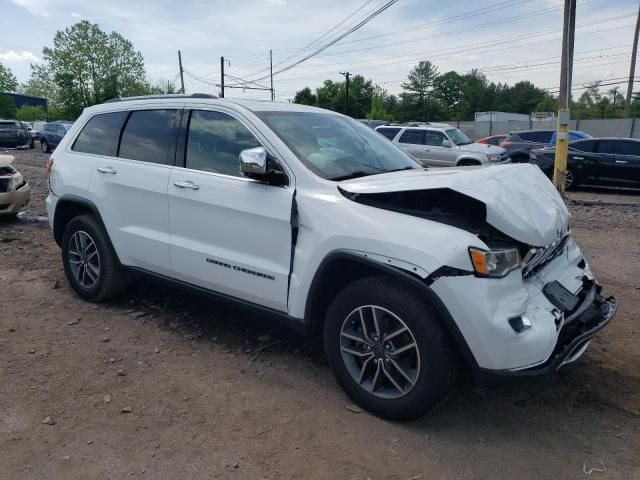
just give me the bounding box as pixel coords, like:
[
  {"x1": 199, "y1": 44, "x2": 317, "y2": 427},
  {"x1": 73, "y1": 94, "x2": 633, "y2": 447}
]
[
  {"x1": 304, "y1": 250, "x2": 478, "y2": 370},
  {"x1": 52, "y1": 195, "x2": 108, "y2": 246}
]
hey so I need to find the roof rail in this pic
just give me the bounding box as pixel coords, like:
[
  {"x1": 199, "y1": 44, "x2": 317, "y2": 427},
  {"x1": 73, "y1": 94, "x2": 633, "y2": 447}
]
[{"x1": 104, "y1": 93, "x2": 218, "y2": 103}]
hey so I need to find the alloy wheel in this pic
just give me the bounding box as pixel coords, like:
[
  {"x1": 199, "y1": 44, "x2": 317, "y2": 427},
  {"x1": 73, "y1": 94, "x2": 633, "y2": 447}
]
[
  {"x1": 340, "y1": 305, "x2": 420, "y2": 399},
  {"x1": 68, "y1": 230, "x2": 101, "y2": 289},
  {"x1": 565, "y1": 170, "x2": 575, "y2": 189}
]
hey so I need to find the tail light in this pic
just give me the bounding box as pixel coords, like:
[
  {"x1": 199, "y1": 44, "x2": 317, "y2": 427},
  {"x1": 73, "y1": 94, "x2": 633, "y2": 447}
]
[
  {"x1": 500, "y1": 141, "x2": 512, "y2": 147},
  {"x1": 47, "y1": 157, "x2": 54, "y2": 175}
]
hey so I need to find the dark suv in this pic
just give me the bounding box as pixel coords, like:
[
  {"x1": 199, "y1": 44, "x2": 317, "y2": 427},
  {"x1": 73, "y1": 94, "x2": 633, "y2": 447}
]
[
  {"x1": 0, "y1": 121, "x2": 33, "y2": 149},
  {"x1": 500, "y1": 130, "x2": 555, "y2": 163}
]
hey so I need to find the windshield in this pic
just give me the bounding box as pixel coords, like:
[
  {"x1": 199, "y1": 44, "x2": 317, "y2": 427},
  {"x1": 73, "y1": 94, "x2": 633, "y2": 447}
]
[
  {"x1": 445, "y1": 128, "x2": 472, "y2": 145},
  {"x1": 256, "y1": 111, "x2": 420, "y2": 180},
  {"x1": 0, "y1": 122, "x2": 16, "y2": 130}
]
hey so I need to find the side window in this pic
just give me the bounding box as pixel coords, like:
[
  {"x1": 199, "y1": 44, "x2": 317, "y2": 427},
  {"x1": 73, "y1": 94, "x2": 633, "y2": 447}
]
[
  {"x1": 376, "y1": 127, "x2": 401, "y2": 140},
  {"x1": 57, "y1": 125, "x2": 66, "y2": 135},
  {"x1": 398, "y1": 129, "x2": 425, "y2": 145},
  {"x1": 596, "y1": 141, "x2": 615, "y2": 155},
  {"x1": 45, "y1": 124, "x2": 54, "y2": 132},
  {"x1": 186, "y1": 110, "x2": 261, "y2": 177},
  {"x1": 72, "y1": 112, "x2": 128, "y2": 156},
  {"x1": 518, "y1": 132, "x2": 535, "y2": 142},
  {"x1": 118, "y1": 110, "x2": 180, "y2": 164},
  {"x1": 571, "y1": 140, "x2": 594, "y2": 153},
  {"x1": 425, "y1": 131, "x2": 446, "y2": 146},
  {"x1": 615, "y1": 140, "x2": 640, "y2": 156}
]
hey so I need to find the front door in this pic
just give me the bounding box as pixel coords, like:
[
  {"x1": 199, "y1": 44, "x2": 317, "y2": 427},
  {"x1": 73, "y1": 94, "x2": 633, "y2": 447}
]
[
  {"x1": 168, "y1": 109, "x2": 294, "y2": 312},
  {"x1": 424, "y1": 130, "x2": 454, "y2": 166},
  {"x1": 598, "y1": 139, "x2": 640, "y2": 187}
]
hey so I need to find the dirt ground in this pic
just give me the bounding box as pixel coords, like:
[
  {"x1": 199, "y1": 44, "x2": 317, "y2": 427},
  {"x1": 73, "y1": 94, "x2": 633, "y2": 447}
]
[{"x1": 1, "y1": 147, "x2": 639, "y2": 480}]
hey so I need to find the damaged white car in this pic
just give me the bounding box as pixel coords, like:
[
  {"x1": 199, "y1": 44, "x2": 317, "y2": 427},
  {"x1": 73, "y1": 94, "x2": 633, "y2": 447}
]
[
  {"x1": 0, "y1": 154, "x2": 31, "y2": 217},
  {"x1": 47, "y1": 96, "x2": 616, "y2": 420}
]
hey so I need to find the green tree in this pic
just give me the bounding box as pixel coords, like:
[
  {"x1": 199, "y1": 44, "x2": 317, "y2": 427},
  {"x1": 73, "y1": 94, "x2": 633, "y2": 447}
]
[
  {"x1": 15, "y1": 104, "x2": 47, "y2": 121},
  {"x1": 367, "y1": 88, "x2": 393, "y2": 121},
  {"x1": 316, "y1": 79, "x2": 344, "y2": 111},
  {"x1": 293, "y1": 87, "x2": 315, "y2": 105},
  {"x1": 0, "y1": 95, "x2": 17, "y2": 118},
  {"x1": 433, "y1": 71, "x2": 464, "y2": 118},
  {"x1": 40, "y1": 20, "x2": 148, "y2": 118},
  {"x1": 347, "y1": 75, "x2": 375, "y2": 118},
  {"x1": 509, "y1": 81, "x2": 548, "y2": 114},
  {"x1": 401, "y1": 60, "x2": 439, "y2": 103},
  {"x1": 535, "y1": 95, "x2": 556, "y2": 113},
  {"x1": 0, "y1": 63, "x2": 19, "y2": 93}
]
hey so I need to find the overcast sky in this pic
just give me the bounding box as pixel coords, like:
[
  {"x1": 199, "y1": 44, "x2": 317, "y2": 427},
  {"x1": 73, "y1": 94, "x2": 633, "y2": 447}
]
[{"x1": 0, "y1": 0, "x2": 636, "y2": 101}]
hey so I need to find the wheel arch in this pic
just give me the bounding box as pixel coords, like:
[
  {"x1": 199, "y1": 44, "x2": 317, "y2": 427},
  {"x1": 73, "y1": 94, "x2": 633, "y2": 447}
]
[
  {"x1": 304, "y1": 250, "x2": 478, "y2": 370},
  {"x1": 456, "y1": 157, "x2": 481, "y2": 166},
  {"x1": 53, "y1": 195, "x2": 108, "y2": 247}
]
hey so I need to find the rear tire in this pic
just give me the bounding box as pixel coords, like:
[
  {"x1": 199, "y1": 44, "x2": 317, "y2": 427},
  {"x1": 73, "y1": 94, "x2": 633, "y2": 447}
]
[
  {"x1": 41, "y1": 140, "x2": 50, "y2": 153},
  {"x1": 323, "y1": 276, "x2": 457, "y2": 421},
  {"x1": 458, "y1": 159, "x2": 480, "y2": 166},
  {"x1": 61, "y1": 214, "x2": 127, "y2": 301},
  {"x1": 565, "y1": 169, "x2": 577, "y2": 190}
]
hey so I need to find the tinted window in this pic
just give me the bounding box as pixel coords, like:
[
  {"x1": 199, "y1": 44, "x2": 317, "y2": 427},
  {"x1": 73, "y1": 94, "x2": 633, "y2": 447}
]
[
  {"x1": 118, "y1": 110, "x2": 179, "y2": 164},
  {"x1": 45, "y1": 124, "x2": 55, "y2": 132},
  {"x1": 56, "y1": 125, "x2": 66, "y2": 135},
  {"x1": 520, "y1": 131, "x2": 553, "y2": 143},
  {"x1": 571, "y1": 140, "x2": 595, "y2": 153},
  {"x1": 488, "y1": 136, "x2": 504, "y2": 146},
  {"x1": 425, "y1": 131, "x2": 446, "y2": 146},
  {"x1": 186, "y1": 110, "x2": 261, "y2": 176},
  {"x1": 72, "y1": 112, "x2": 127, "y2": 156},
  {"x1": 597, "y1": 140, "x2": 617, "y2": 155},
  {"x1": 0, "y1": 122, "x2": 16, "y2": 130},
  {"x1": 613, "y1": 140, "x2": 640, "y2": 156},
  {"x1": 376, "y1": 127, "x2": 401, "y2": 140},
  {"x1": 399, "y1": 129, "x2": 425, "y2": 145}
]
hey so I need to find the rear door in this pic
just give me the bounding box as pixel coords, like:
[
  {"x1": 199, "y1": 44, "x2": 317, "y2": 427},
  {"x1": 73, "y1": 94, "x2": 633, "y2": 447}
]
[
  {"x1": 86, "y1": 108, "x2": 179, "y2": 275},
  {"x1": 168, "y1": 108, "x2": 294, "y2": 312},
  {"x1": 424, "y1": 130, "x2": 453, "y2": 166},
  {"x1": 597, "y1": 139, "x2": 640, "y2": 186},
  {"x1": 397, "y1": 129, "x2": 426, "y2": 163}
]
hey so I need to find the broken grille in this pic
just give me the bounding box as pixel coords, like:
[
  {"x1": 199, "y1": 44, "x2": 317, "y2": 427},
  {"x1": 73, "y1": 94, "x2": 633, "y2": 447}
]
[{"x1": 522, "y1": 231, "x2": 571, "y2": 278}]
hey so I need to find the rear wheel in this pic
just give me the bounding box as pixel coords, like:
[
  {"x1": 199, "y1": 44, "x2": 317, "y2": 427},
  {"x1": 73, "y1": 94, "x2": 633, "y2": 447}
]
[
  {"x1": 458, "y1": 159, "x2": 480, "y2": 166},
  {"x1": 41, "y1": 139, "x2": 50, "y2": 153},
  {"x1": 61, "y1": 214, "x2": 127, "y2": 301},
  {"x1": 323, "y1": 276, "x2": 457, "y2": 421},
  {"x1": 565, "y1": 169, "x2": 577, "y2": 190}
]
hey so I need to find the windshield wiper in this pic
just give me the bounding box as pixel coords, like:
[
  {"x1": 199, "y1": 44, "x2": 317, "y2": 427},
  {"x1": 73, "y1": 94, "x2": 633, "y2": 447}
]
[{"x1": 386, "y1": 166, "x2": 418, "y2": 173}]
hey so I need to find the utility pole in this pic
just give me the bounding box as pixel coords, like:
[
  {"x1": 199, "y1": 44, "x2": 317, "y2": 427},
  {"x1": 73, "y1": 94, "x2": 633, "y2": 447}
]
[
  {"x1": 340, "y1": 71, "x2": 351, "y2": 116},
  {"x1": 220, "y1": 56, "x2": 225, "y2": 98},
  {"x1": 270, "y1": 49, "x2": 274, "y2": 101},
  {"x1": 624, "y1": 2, "x2": 640, "y2": 117},
  {"x1": 553, "y1": 0, "x2": 576, "y2": 193},
  {"x1": 178, "y1": 50, "x2": 185, "y2": 94}
]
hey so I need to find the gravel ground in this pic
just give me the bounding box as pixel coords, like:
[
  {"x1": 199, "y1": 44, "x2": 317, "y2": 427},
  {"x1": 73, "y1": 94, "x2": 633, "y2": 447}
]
[{"x1": 1, "y1": 148, "x2": 639, "y2": 479}]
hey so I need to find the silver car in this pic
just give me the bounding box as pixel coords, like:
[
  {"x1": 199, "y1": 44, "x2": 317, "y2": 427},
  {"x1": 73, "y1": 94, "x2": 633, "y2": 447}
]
[{"x1": 376, "y1": 124, "x2": 511, "y2": 167}]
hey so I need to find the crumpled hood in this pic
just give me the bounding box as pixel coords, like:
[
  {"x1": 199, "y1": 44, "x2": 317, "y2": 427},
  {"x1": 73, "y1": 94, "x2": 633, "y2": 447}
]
[
  {"x1": 457, "y1": 142, "x2": 505, "y2": 155},
  {"x1": 339, "y1": 164, "x2": 570, "y2": 247},
  {"x1": 0, "y1": 154, "x2": 15, "y2": 167}
]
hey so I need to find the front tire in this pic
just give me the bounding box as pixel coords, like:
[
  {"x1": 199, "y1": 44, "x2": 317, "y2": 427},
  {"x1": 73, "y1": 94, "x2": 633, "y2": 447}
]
[
  {"x1": 41, "y1": 139, "x2": 50, "y2": 153},
  {"x1": 61, "y1": 214, "x2": 127, "y2": 301},
  {"x1": 323, "y1": 276, "x2": 457, "y2": 421},
  {"x1": 565, "y1": 169, "x2": 577, "y2": 190}
]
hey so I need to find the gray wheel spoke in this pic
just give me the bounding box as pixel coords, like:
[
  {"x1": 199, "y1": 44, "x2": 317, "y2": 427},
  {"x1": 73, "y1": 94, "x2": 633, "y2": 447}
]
[
  {"x1": 382, "y1": 362, "x2": 404, "y2": 393},
  {"x1": 358, "y1": 308, "x2": 371, "y2": 343},
  {"x1": 85, "y1": 265, "x2": 97, "y2": 282},
  {"x1": 389, "y1": 357, "x2": 416, "y2": 386},
  {"x1": 68, "y1": 230, "x2": 100, "y2": 289},
  {"x1": 86, "y1": 249, "x2": 98, "y2": 261},
  {"x1": 341, "y1": 331, "x2": 368, "y2": 344},
  {"x1": 357, "y1": 355, "x2": 375, "y2": 384},
  {"x1": 384, "y1": 326, "x2": 407, "y2": 342},
  {"x1": 371, "y1": 307, "x2": 381, "y2": 338},
  {"x1": 370, "y1": 359, "x2": 381, "y2": 393},
  {"x1": 391, "y1": 342, "x2": 417, "y2": 356},
  {"x1": 69, "y1": 258, "x2": 83, "y2": 265},
  {"x1": 341, "y1": 346, "x2": 372, "y2": 358}
]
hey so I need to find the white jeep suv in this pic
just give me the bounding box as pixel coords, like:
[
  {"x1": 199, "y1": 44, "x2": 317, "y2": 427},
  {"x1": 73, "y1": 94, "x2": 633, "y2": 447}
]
[
  {"x1": 376, "y1": 124, "x2": 510, "y2": 167},
  {"x1": 46, "y1": 94, "x2": 616, "y2": 420}
]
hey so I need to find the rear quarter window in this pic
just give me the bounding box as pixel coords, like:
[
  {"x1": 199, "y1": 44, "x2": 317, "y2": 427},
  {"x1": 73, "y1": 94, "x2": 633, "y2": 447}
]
[{"x1": 72, "y1": 112, "x2": 128, "y2": 156}]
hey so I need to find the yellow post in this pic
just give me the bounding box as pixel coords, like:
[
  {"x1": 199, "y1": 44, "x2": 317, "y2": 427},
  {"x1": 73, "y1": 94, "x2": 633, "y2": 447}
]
[{"x1": 553, "y1": 110, "x2": 570, "y2": 193}]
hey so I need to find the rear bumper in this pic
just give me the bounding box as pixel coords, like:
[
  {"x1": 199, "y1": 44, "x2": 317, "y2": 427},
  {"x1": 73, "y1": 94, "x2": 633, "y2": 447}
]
[{"x1": 476, "y1": 287, "x2": 616, "y2": 380}]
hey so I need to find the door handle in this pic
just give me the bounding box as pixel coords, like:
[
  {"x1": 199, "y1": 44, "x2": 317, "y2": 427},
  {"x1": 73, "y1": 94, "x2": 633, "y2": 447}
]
[
  {"x1": 174, "y1": 180, "x2": 200, "y2": 190},
  {"x1": 573, "y1": 156, "x2": 584, "y2": 160},
  {"x1": 97, "y1": 166, "x2": 117, "y2": 174},
  {"x1": 615, "y1": 160, "x2": 628, "y2": 164}
]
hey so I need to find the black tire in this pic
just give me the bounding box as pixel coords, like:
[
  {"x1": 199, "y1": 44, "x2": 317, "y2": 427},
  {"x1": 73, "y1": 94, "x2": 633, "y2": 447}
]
[
  {"x1": 29, "y1": 139, "x2": 34, "y2": 149},
  {"x1": 41, "y1": 139, "x2": 50, "y2": 153},
  {"x1": 565, "y1": 169, "x2": 577, "y2": 190},
  {"x1": 458, "y1": 159, "x2": 480, "y2": 166},
  {"x1": 323, "y1": 276, "x2": 457, "y2": 421},
  {"x1": 511, "y1": 154, "x2": 529, "y2": 164},
  {"x1": 61, "y1": 214, "x2": 127, "y2": 301}
]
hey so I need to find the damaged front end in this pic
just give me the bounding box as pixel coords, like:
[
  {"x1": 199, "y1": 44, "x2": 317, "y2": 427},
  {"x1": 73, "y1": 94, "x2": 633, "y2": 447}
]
[
  {"x1": 0, "y1": 155, "x2": 31, "y2": 216},
  {"x1": 337, "y1": 164, "x2": 616, "y2": 376}
]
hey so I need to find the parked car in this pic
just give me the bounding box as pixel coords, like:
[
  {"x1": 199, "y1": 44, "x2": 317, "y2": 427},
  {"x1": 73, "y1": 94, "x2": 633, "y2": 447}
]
[
  {"x1": 500, "y1": 129, "x2": 556, "y2": 163},
  {"x1": 530, "y1": 137, "x2": 640, "y2": 189},
  {"x1": 0, "y1": 154, "x2": 31, "y2": 216},
  {"x1": 40, "y1": 122, "x2": 73, "y2": 153},
  {"x1": 375, "y1": 124, "x2": 510, "y2": 166},
  {"x1": 47, "y1": 94, "x2": 616, "y2": 420},
  {"x1": 0, "y1": 120, "x2": 33, "y2": 149},
  {"x1": 547, "y1": 130, "x2": 592, "y2": 147},
  {"x1": 29, "y1": 121, "x2": 47, "y2": 140},
  {"x1": 476, "y1": 134, "x2": 507, "y2": 146}
]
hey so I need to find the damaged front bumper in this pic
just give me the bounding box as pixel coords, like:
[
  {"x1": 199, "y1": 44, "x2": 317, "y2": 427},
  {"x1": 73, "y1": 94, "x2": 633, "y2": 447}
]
[
  {"x1": 430, "y1": 236, "x2": 616, "y2": 376},
  {"x1": 0, "y1": 182, "x2": 31, "y2": 215}
]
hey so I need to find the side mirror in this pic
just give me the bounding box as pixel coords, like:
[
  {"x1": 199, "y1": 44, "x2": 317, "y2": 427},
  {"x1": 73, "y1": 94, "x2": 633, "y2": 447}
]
[
  {"x1": 441, "y1": 139, "x2": 452, "y2": 148},
  {"x1": 239, "y1": 146, "x2": 288, "y2": 186}
]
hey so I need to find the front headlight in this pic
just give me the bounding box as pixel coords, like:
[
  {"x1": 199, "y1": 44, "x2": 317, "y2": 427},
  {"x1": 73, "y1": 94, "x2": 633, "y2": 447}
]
[
  {"x1": 469, "y1": 247, "x2": 521, "y2": 277},
  {"x1": 9, "y1": 173, "x2": 24, "y2": 192},
  {"x1": 486, "y1": 154, "x2": 496, "y2": 161}
]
